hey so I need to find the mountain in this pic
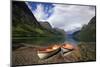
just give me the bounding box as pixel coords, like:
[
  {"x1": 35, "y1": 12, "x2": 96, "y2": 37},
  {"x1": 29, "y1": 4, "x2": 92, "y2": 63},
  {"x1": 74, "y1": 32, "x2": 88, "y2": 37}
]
[
  {"x1": 53, "y1": 28, "x2": 66, "y2": 36},
  {"x1": 12, "y1": 1, "x2": 42, "y2": 37},
  {"x1": 12, "y1": 1, "x2": 65, "y2": 39},
  {"x1": 12, "y1": 1, "x2": 56, "y2": 37},
  {"x1": 39, "y1": 21, "x2": 52, "y2": 29},
  {"x1": 66, "y1": 27, "x2": 81, "y2": 35},
  {"x1": 39, "y1": 21, "x2": 66, "y2": 36},
  {"x1": 74, "y1": 16, "x2": 96, "y2": 42}
]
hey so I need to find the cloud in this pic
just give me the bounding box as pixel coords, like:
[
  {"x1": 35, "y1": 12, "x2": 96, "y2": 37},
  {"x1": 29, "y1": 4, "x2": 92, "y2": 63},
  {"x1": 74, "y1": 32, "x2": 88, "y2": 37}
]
[
  {"x1": 32, "y1": 4, "x2": 47, "y2": 21},
  {"x1": 47, "y1": 4, "x2": 95, "y2": 31},
  {"x1": 27, "y1": 2, "x2": 95, "y2": 32},
  {"x1": 26, "y1": 2, "x2": 54, "y2": 21}
]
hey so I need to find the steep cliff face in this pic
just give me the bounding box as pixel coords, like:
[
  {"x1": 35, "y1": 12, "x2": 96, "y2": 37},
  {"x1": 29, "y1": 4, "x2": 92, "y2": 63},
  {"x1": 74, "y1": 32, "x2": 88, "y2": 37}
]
[
  {"x1": 74, "y1": 16, "x2": 96, "y2": 42},
  {"x1": 12, "y1": 1, "x2": 53, "y2": 37},
  {"x1": 13, "y1": 1, "x2": 40, "y2": 36},
  {"x1": 12, "y1": 1, "x2": 41, "y2": 27}
]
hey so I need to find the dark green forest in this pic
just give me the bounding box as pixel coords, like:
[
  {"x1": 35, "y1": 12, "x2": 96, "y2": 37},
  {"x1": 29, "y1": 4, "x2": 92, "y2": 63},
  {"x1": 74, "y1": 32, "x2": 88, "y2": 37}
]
[{"x1": 74, "y1": 16, "x2": 96, "y2": 42}]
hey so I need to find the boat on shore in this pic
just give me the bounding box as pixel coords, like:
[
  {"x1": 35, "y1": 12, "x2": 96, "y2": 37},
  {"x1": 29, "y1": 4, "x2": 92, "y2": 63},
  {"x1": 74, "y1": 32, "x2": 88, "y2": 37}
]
[
  {"x1": 61, "y1": 43, "x2": 74, "y2": 56},
  {"x1": 37, "y1": 45, "x2": 61, "y2": 59}
]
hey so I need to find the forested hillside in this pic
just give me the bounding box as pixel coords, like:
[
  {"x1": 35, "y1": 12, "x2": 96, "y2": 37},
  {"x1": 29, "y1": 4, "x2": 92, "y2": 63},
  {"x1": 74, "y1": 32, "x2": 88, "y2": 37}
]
[{"x1": 74, "y1": 16, "x2": 96, "y2": 42}]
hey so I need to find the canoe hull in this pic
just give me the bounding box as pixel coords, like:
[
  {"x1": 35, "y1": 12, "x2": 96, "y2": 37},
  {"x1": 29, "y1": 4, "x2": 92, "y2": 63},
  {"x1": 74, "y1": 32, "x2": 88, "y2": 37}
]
[
  {"x1": 37, "y1": 48, "x2": 60, "y2": 59},
  {"x1": 61, "y1": 47, "x2": 69, "y2": 52},
  {"x1": 61, "y1": 48, "x2": 73, "y2": 56}
]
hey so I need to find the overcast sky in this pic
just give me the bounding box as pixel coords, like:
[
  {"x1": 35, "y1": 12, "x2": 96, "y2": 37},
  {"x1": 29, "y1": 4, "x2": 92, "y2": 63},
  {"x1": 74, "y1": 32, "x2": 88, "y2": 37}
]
[{"x1": 26, "y1": 2, "x2": 95, "y2": 32}]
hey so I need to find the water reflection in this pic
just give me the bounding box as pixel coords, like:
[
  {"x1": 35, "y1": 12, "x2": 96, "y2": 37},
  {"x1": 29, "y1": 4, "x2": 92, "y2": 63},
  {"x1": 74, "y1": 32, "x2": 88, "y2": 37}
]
[
  {"x1": 64, "y1": 35, "x2": 78, "y2": 46},
  {"x1": 13, "y1": 35, "x2": 78, "y2": 47},
  {"x1": 13, "y1": 36, "x2": 65, "y2": 46}
]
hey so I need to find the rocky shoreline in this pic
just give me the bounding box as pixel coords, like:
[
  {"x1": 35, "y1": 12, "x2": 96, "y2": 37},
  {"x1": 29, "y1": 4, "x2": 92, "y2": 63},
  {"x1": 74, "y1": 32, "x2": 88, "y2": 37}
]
[{"x1": 12, "y1": 44, "x2": 79, "y2": 66}]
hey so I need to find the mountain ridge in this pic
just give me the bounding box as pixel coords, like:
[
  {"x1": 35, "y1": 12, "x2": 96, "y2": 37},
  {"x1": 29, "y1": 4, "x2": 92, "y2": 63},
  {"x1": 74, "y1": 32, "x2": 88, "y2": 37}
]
[{"x1": 73, "y1": 16, "x2": 96, "y2": 42}]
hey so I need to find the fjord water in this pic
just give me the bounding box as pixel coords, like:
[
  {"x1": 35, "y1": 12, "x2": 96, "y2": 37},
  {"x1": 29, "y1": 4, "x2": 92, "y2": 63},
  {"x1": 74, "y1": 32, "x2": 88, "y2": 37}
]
[
  {"x1": 64, "y1": 35, "x2": 78, "y2": 45},
  {"x1": 13, "y1": 35, "x2": 78, "y2": 47}
]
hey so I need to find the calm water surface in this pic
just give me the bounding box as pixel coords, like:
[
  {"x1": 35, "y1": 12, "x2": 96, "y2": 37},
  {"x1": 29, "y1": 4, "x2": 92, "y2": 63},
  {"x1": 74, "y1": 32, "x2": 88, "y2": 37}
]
[{"x1": 13, "y1": 35, "x2": 78, "y2": 46}]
